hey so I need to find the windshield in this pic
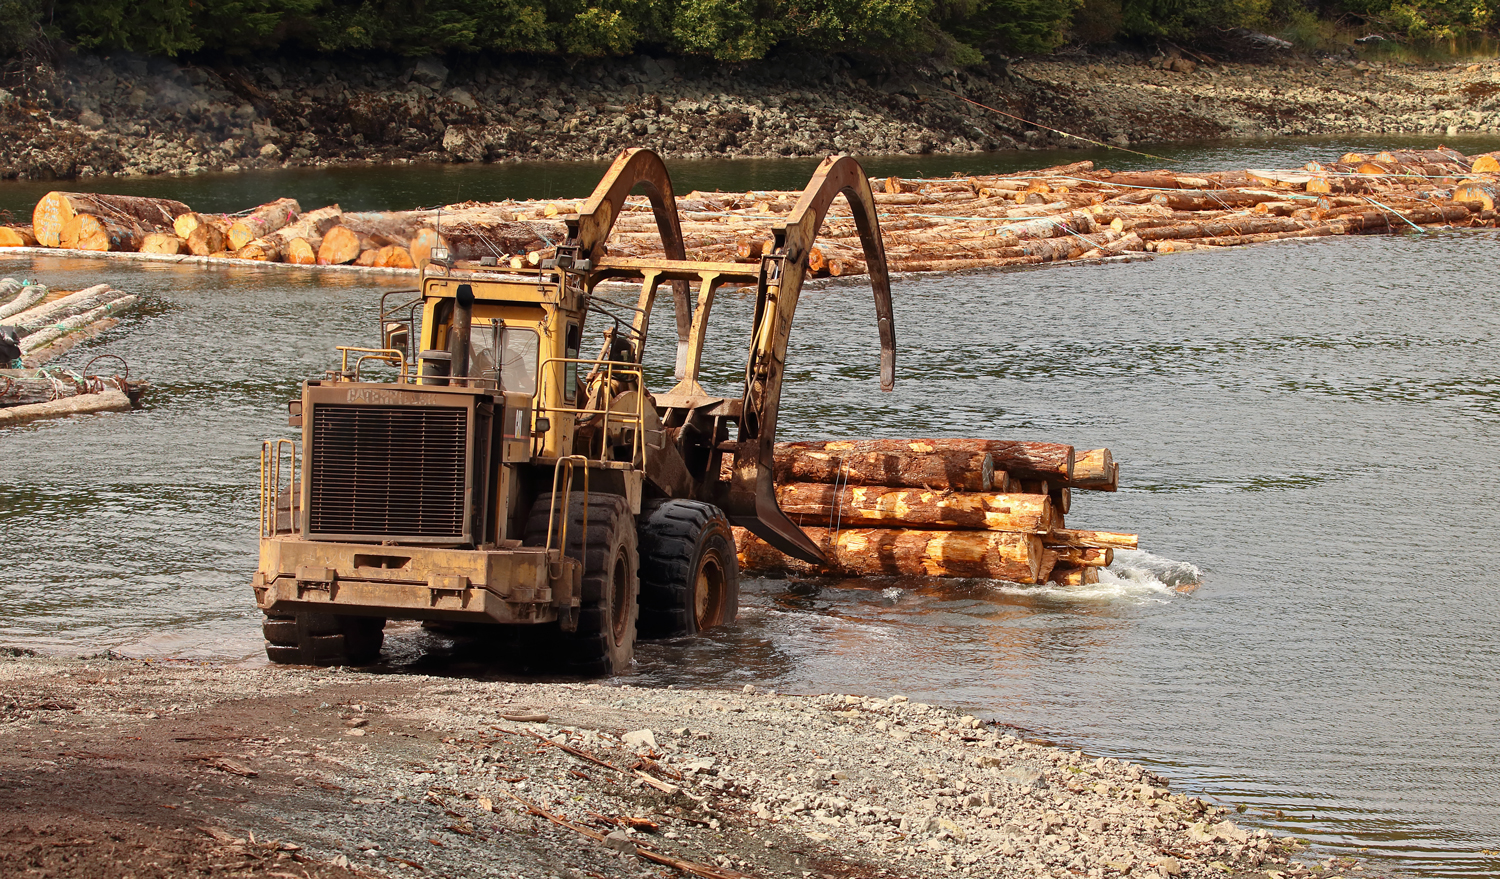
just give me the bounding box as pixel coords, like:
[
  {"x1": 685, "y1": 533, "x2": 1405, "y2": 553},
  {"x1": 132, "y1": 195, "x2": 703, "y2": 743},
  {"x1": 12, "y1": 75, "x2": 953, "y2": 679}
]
[{"x1": 470, "y1": 324, "x2": 538, "y2": 395}]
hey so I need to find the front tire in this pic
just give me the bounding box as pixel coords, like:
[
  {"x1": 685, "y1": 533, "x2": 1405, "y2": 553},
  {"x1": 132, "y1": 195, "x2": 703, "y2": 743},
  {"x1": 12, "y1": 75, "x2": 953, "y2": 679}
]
[
  {"x1": 636, "y1": 499, "x2": 739, "y2": 639},
  {"x1": 522, "y1": 492, "x2": 639, "y2": 675},
  {"x1": 263, "y1": 613, "x2": 385, "y2": 666}
]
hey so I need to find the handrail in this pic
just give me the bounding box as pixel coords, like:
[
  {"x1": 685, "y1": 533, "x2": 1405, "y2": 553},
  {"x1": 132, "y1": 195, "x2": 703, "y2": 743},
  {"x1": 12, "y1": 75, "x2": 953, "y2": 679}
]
[
  {"x1": 336, "y1": 346, "x2": 409, "y2": 383},
  {"x1": 546, "y1": 455, "x2": 590, "y2": 580},
  {"x1": 535, "y1": 356, "x2": 647, "y2": 466},
  {"x1": 259, "y1": 438, "x2": 298, "y2": 538}
]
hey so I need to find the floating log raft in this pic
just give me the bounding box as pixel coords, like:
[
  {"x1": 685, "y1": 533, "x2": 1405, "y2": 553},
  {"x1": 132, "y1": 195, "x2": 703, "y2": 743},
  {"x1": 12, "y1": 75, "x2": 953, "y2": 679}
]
[
  {"x1": 733, "y1": 439, "x2": 1136, "y2": 587},
  {"x1": 15, "y1": 145, "x2": 1500, "y2": 275},
  {"x1": 0, "y1": 278, "x2": 144, "y2": 369}
]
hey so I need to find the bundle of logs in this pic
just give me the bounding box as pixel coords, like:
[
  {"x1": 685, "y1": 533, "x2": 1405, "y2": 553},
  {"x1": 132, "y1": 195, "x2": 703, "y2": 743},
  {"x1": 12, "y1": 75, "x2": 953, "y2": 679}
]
[
  {"x1": 728, "y1": 439, "x2": 1135, "y2": 586},
  {"x1": 0, "y1": 278, "x2": 145, "y2": 424},
  {"x1": 10, "y1": 146, "x2": 1499, "y2": 275},
  {"x1": 0, "y1": 278, "x2": 139, "y2": 368}
]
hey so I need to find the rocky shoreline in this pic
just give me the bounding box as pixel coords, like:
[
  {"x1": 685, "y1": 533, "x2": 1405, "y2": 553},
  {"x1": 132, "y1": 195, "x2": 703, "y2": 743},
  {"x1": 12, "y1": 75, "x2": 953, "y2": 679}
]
[
  {"x1": 1, "y1": 48, "x2": 1498, "y2": 181},
  {"x1": 0, "y1": 652, "x2": 1402, "y2": 879}
]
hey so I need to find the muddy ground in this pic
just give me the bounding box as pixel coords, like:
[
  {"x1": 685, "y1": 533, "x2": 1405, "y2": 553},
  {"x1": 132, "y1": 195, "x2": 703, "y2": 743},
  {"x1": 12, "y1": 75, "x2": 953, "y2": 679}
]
[
  {"x1": 0, "y1": 651, "x2": 1401, "y2": 879},
  {"x1": 0, "y1": 46, "x2": 1498, "y2": 181}
]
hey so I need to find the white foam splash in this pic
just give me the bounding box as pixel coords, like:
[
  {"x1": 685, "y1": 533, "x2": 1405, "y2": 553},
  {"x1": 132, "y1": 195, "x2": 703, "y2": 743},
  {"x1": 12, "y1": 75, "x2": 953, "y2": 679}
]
[{"x1": 987, "y1": 549, "x2": 1203, "y2": 604}]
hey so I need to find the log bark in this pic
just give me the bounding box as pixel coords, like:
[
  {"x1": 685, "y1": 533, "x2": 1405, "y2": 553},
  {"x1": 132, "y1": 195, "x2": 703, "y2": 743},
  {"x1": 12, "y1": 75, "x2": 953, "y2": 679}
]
[
  {"x1": 0, "y1": 387, "x2": 131, "y2": 426},
  {"x1": 1050, "y1": 528, "x2": 1138, "y2": 549},
  {"x1": 60, "y1": 214, "x2": 145, "y2": 252},
  {"x1": 226, "y1": 198, "x2": 301, "y2": 251},
  {"x1": 32, "y1": 192, "x2": 189, "y2": 248},
  {"x1": 140, "y1": 233, "x2": 186, "y2": 255},
  {"x1": 780, "y1": 438, "x2": 1074, "y2": 481},
  {"x1": 240, "y1": 205, "x2": 343, "y2": 261},
  {"x1": 1045, "y1": 546, "x2": 1113, "y2": 567},
  {"x1": 0, "y1": 283, "x2": 46, "y2": 320},
  {"x1": 21, "y1": 296, "x2": 138, "y2": 352},
  {"x1": 8, "y1": 284, "x2": 113, "y2": 332},
  {"x1": 732, "y1": 526, "x2": 1043, "y2": 582},
  {"x1": 0, "y1": 225, "x2": 37, "y2": 247},
  {"x1": 775, "y1": 483, "x2": 1052, "y2": 533},
  {"x1": 769, "y1": 445, "x2": 994, "y2": 492}
]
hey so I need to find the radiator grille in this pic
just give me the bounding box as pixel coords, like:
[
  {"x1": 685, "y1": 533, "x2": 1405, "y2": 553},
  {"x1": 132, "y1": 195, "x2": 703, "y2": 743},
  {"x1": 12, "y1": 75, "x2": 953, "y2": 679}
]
[{"x1": 307, "y1": 404, "x2": 469, "y2": 540}]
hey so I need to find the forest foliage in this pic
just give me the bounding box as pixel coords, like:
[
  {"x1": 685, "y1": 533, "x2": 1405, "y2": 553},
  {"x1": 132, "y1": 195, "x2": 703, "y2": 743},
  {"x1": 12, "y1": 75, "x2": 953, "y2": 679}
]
[{"x1": 0, "y1": 0, "x2": 1496, "y2": 63}]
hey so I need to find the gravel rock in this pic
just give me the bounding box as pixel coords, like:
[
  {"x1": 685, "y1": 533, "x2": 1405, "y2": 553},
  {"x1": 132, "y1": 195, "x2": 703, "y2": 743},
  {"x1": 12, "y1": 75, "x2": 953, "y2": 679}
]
[
  {"x1": 0, "y1": 654, "x2": 1402, "y2": 879},
  {"x1": 0, "y1": 51, "x2": 1495, "y2": 181}
]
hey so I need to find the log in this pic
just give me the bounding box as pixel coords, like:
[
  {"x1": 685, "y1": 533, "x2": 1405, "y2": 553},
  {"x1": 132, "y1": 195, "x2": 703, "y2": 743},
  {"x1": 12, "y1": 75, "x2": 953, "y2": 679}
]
[
  {"x1": 0, "y1": 225, "x2": 37, "y2": 247},
  {"x1": 20, "y1": 295, "x2": 138, "y2": 352},
  {"x1": 375, "y1": 245, "x2": 416, "y2": 269},
  {"x1": 226, "y1": 198, "x2": 301, "y2": 251},
  {"x1": 22, "y1": 315, "x2": 121, "y2": 366},
  {"x1": 769, "y1": 445, "x2": 995, "y2": 492},
  {"x1": 775, "y1": 483, "x2": 1052, "y2": 533},
  {"x1": 32, "y1": 192, "x2": 189, "y2": 248},
  {"x1": 60, "y1": 214, "x2": 145, "y2": 252},
  {"x1": 8, "y1": 283, "x2": 114, "y2": 332},
  {"x1": 0, "y1": 372, "x2": 94, "y2": 406},
  {"x1": 1470, "y1": 152, "x2": 1500, "y2": 174},
  {"x1": 0, "y1": 283, "x2": 46, "y2": 320},
  {"x1": 258, "y1": 205, "x2": 342, "y2": 252},
  {"x1": 317, "y1": 226, "x2": 363, "y2": 265},
  {"x1": 173, "y1": 212, "x2": 228, "y2": 240},
  {"x1": 409, "y1": 227, "x2": 442, "y2": 265},
  {"x1": 285, "y1": 238, "x2": 317, "y2": 265},
  {"x1": 1050, "y1": 528, "x2": 1138, "y2": 549},
  {"x1": 0, "y1": 388, "x2": 131, "y2": 426},
  {"x1": 140, "y1": 233, "x2": 186, "y2": 255},
  {"x1": 354, "y1": 248, "x2": 381, "y2": 267},
  {"x1": 1452, "y1": 179, "x2": 1496, "y2": 210},
  {"x1": 780, "y1": 438, "x2": 1074, "y2": 481},
  {"x1": 187, "y1": 223, "x2": 226, "y2": 257},
  {"x1": 1047, "y1": 565, "x2": 1100, "y2": 586},
  {"x1": 732, "y1": 526, "x2": 1043, "y2": 582},
  {"x1": 1046, "y1": 546, "x2": 1113, "y2": 567},
  {"x1": 1071, "y1": 448, "x2": 1116, "y2": 491}
]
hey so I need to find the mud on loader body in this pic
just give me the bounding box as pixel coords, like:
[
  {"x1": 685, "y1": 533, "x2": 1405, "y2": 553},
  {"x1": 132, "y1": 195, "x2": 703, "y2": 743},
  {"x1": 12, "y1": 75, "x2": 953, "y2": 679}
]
[{"x1": 253, "y1": 149, "x2": 896, "y2": 673}]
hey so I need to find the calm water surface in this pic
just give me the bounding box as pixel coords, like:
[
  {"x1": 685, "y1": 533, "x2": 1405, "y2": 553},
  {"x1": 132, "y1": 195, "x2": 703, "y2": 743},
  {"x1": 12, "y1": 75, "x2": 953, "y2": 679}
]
[{"x1": 1, "y1": 142, "x2": 1498, "y2": 876}]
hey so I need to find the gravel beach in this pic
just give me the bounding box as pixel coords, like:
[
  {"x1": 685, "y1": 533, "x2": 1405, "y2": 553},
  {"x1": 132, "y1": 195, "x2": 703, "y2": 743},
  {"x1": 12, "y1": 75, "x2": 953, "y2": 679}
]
[
  {"x1": 0, "y1": 651, "x2": 1392, "y2": 879},
  {"x1": 2, "y1": 49, "x2": 1498, "y2": 181}
]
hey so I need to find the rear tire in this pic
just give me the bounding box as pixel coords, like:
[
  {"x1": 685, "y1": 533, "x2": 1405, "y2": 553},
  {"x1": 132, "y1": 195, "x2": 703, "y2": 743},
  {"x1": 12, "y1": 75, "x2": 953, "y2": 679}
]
[
  {"x1": 522, "y1": 493, "x2": 638, "y2": 675},
  {"x1": 262, "y1": 613, "x2": 385, "y2": 666},
  {"x1": 636, "y1": 499, "x2": 739, "y2": 639}
]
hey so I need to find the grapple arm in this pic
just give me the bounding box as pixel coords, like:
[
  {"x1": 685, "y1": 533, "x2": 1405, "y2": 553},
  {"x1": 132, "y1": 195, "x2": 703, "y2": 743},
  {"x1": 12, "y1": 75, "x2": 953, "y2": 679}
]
[{"x1": 724, "y1": 155, "x2": 896, "y2": 564}]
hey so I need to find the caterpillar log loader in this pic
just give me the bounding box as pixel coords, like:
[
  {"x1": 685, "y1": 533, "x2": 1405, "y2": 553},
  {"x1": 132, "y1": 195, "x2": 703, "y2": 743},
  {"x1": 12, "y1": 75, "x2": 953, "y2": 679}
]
[{"x1": 252, "y1": 149, "x2": 895, "y2": 673}]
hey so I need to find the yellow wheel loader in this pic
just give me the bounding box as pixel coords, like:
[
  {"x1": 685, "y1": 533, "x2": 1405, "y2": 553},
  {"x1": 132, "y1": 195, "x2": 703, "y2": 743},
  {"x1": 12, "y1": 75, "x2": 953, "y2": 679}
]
[{"x1": 252, "y1": 149, "x2": 896, "y2": 673}]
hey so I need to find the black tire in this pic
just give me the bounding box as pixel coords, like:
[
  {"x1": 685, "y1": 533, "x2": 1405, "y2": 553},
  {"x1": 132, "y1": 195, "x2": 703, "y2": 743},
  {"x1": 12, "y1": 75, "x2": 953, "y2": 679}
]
[
  {"x1": 262, "y1": 612, "x2": 385, "y2": 666},
  {"x1": 636, "y1": 499, "x2": 739, "y2": 639},
  {"x1": 522, "y1": 492, "x2": 638, "y2": 675}
]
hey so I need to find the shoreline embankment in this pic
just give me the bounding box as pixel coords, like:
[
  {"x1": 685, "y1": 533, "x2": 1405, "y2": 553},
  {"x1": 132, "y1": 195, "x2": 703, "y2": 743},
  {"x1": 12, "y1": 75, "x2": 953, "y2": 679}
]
[{"x1": 2, "y1": 48, "x2": 1499, "y2": 182}]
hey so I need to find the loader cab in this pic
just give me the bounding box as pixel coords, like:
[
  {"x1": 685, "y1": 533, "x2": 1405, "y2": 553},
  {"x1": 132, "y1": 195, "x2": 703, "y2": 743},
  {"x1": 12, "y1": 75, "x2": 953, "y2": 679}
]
[{"x1": 415, "y1": 269, "x2": 632, "y2": 463}]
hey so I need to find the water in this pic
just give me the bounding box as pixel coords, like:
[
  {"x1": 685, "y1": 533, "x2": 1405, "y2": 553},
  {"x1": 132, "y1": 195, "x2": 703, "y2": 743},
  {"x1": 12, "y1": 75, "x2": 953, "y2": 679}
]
[
  {"x1": 2, "y1": 133, "x2": 1499, "y2": 217},
  {"x1": 2, "y1": 143, "x2": 1499, "y2": 875}
]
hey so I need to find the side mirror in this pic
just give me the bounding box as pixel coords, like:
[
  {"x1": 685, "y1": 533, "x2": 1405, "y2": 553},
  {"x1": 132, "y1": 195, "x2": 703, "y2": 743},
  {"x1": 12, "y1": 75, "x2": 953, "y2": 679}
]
[{"x1": 383, "y1": 322, "x2": 409, "y2": 355}]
